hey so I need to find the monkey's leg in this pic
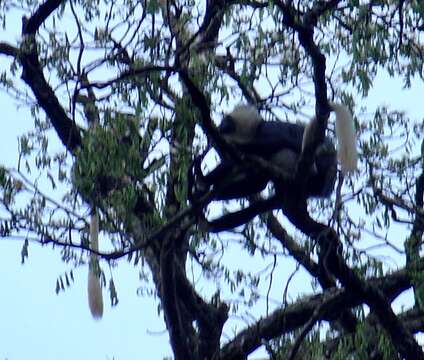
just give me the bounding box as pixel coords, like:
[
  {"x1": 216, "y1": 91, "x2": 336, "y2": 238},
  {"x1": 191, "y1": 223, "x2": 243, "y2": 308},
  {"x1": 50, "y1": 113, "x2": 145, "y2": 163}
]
[
  {"x1": 307, "y1": 141, "x2": 337, "y2": 198},
  {"x1": 212, "y1": 166, "x2": 269, "y2": 200},
  {"x1": 205, "y1": 196, "x2": 281, "y2": 232}
]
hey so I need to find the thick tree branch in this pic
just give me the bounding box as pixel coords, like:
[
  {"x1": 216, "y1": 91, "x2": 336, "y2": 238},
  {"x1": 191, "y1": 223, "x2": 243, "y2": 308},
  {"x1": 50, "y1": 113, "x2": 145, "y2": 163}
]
[
  {"x1": 405, "y1": 144, "x2": 424, "y2": 263},
  {"x1": 2, "y1": 3, "x2": 83, "y2": 154},
  {"x1": 267, "y1": 213, "x2": 358, "y2": 333},
  {"x1": 323, "y1": 306, "x2": 424, "y2": 359},
  {"x1": 220, "y1": 288, "x2": 347, "y2": 360},
  {"x1": 220, "y1": 264, "x2": 414, "y2": 360},
  {"x1": 23, "y1": 0, "x2": 65, "y2": 34},
  {"x1": 20, "y1": 4, "x2": 82, "y2": 153},
  {"x1": 0, "y1": 42, "x2": 19, "y2": 57},
  {"x1": 287, "y1": 294, "x2": 333, "y2": 360},
  {"x1": 19, "y1": 45, "x2": 82, "y2": 152},
  {"x1": 197, "y1": 0, "x2": 225, "y2": 49},
  {"x1": 160, "y1": 235, "x2": 193, "y2": 360},
  {"x1": 280, "y1": 188, "x2": 424, "y2": 359},
  {"x1": 159, "y1": 6, "x2": 231, "y2": 357},
  {"x1": 173, "y1": 264, "x2": 228, "y2": 359}
]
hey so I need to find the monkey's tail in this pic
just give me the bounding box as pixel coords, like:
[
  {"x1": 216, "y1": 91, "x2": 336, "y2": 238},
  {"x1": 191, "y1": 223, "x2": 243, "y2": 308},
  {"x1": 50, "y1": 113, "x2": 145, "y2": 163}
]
[
  {"x1": 88, "y1": 210, "x2": 103, "y2": 319},
  {"x1": 329, "y1": 102, "x2": 358, "y2": 174}
]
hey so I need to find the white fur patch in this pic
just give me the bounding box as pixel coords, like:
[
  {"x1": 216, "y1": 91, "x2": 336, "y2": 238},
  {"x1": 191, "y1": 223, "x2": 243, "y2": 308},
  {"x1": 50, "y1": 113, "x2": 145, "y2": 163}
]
[
  {"x1": 330, "y1": 102, "x2": 358, "y2": 174},
  {"x1": 230, "y1": 104, "x2": 261, "y2": 124},
  {"x1": 229, "y1": 104, "x2": 262, "y2": 139}
]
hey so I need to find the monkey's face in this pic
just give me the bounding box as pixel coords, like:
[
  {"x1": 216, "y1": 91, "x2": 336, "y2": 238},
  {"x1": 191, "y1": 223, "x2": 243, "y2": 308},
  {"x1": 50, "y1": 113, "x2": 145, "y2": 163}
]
[{"x1": 218, "y1": 110, "x2": 260, "y2": 145}]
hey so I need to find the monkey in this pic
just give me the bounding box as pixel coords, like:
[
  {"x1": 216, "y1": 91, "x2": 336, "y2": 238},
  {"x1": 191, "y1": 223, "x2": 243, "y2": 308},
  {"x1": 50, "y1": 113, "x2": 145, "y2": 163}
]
[
  {"x1": 193, "y1": 102, "x2": 357, "y2": 202},
  {"x1": 87, "y1": 210, "x2": 103, "y2": 319},
  {"x1": 191, "y1": 105, "x2": 305, "y2": 201}
]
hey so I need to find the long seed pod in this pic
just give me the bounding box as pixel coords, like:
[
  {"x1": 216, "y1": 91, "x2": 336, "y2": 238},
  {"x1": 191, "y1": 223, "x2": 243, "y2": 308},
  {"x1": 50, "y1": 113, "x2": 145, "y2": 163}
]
[{"x1": 87, "y1": 210, "x2": 103, "y2": 319}]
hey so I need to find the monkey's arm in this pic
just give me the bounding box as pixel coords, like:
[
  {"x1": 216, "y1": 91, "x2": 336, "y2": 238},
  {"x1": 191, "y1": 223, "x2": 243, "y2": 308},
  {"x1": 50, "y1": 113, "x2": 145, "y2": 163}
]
[{"x1": 204, "y1": 196, "x2": 281, "y2": 232}]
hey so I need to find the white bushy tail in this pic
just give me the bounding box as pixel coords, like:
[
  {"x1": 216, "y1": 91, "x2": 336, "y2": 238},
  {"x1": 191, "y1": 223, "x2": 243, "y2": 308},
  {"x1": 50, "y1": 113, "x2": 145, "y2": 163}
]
[
  {"x1": 88, "y1": 210, "x2": 103, "y2": 319},
  {"x1": 329, "y1": 102, "x2": 358, "y2": 174}
]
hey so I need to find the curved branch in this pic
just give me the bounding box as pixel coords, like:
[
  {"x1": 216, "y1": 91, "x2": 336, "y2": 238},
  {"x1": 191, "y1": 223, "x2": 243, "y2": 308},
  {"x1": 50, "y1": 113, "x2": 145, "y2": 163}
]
[
  {"x1": 160, "y1": 236, "x2": 193, "y2": 360},
  {"x1": 23, "y1": 0, "x2": 65, "y2": 34},
  {"x1": 281, "y1": 190, "x2": 424, "y2": 359},
  {"x1": 19, "y1": 47, "x2": 82, "y2": 152},
  {"x1": 267, "y1": 211, "x2": 358, "y2": 333},
  {"x1": 220, "y1": 264, "x2": 414, "y2": 360},
  {"x1": 20, "y1": 13, "x2": 82, "y2": 152},
  {"x1": 0, "y1": 42, "x2": 19, "y2": 57},
  {"x1": 83, "y1": 65, "x2": 176, "y2": 90}
]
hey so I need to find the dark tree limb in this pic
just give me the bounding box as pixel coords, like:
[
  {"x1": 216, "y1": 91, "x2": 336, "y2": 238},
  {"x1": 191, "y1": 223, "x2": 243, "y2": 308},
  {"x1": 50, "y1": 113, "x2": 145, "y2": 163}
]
[
  {"x1": 19, "y1": 47, "x2": 82, "y2": 153},
  {"x1": 197, "y1": 0, "x2": 226, "y2": 49},
  {"x1": 0, "y1": 42, "x2": 19, "y2": 57},
  {"x1": 405, "y1": 139, "x2": 424, "y2": 264},
  {"x1": 160, "y1": 235, "x2": 193, "y2": 360},
  {"x1": 23, "y1": 0, "x2": 65, "y2": 34},
  {"x1": 267, "y1": 214, "x2": 358, "y2": 333},
  {"x1": 287, "y1": 293, "x2": 334, "y2": 360},
  {"x1": 278, "y1": 176, "x2": 424, "y2": 359},
  {"x1": 19, "y1": 2, "x2": 82, "y2": 153},
  {"x1": 173, "y1": 263, "x2": 228, "y2": 359},
  {"x1": 158, "y1": 5, "x2": 233, "y2": 357},
  {"x1": 178, "y1": 69, "x2": 236, "y2": 160},
  {"x1": 219, "y1": 263, "x2": 416, "y2": 360},
  {"x1": 322, "y1": 306, "x2": 424, "y2": 359},
  {"x1": 220, "y1": 288, "x2": 348, "y2": 360}
]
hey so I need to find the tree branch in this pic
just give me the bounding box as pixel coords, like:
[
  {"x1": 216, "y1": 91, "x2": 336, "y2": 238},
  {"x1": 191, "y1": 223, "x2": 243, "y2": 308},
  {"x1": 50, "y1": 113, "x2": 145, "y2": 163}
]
[
  {"x1": 0, "y1": 42, "x2": 19, "y2": 57},
  {"x1": 20, "y1": 10, "x2": 82, "y2": 153},
  {"x1": 23, "y1": 0, "x2": 65, "y2": 34},
  {"x1": 160, "y1": 235, "x2": 193, "y2": 360},
  {"x1": 220, "y1": 263, "x2": 414, "y2": 360},
  {"x1": 267, "y1": 213, "x2": 358, "y2": 333}
]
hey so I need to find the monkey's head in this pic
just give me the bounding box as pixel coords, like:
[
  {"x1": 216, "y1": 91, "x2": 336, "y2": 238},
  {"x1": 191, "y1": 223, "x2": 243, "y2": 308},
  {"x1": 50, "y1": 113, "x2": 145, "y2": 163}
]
[{"x1": 219, "y1": 104, "x2": 262, "y2": 144}]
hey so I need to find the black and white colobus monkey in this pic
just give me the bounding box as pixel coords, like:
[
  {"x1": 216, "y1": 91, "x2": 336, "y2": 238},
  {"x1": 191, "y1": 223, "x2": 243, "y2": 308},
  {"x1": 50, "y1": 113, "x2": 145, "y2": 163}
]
[{"x1": 194, "y1": 103, "x2": 357, "y2": 201}]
